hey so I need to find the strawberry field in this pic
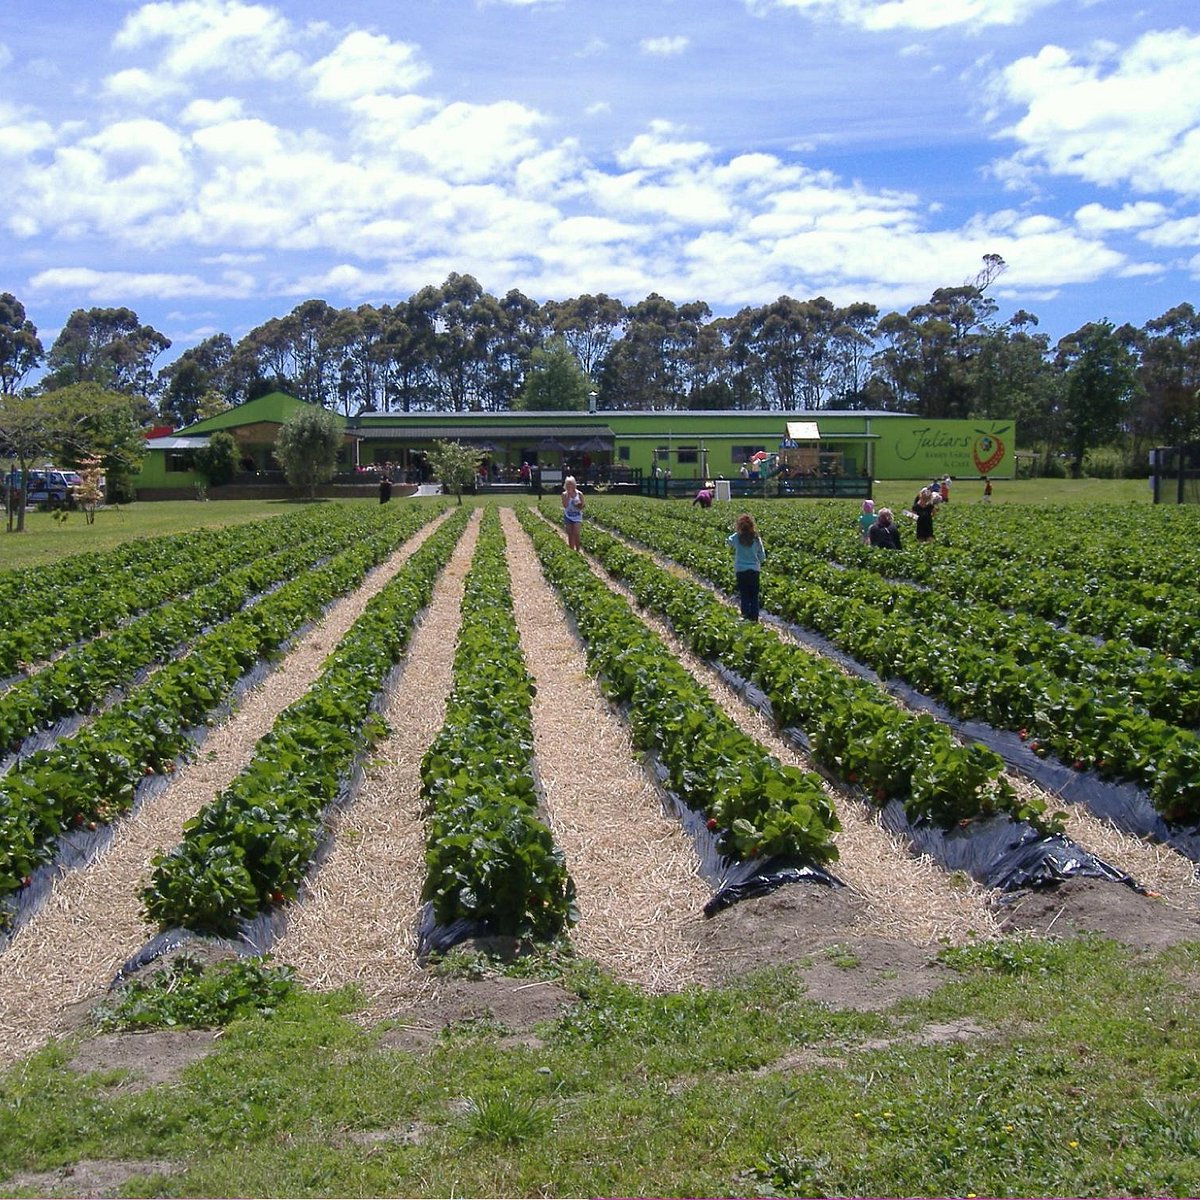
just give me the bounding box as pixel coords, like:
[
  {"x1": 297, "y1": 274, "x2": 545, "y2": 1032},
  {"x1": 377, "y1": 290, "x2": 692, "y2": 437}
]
[{"x1": 0, "y1": 493, "x2": 1198, "y2": 1196}]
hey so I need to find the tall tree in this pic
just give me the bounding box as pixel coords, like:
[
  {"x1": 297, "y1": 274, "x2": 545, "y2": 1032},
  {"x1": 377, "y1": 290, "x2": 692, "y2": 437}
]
[
  {"x1": 1055, "y1": 320, "x2": 1138, "y2": 477},
  {"x1": 274, "y1": 404, "x2": 342, "y2": 499},
  {"x1": 1131, "y1": 303, "x2": 1200, "y2": 450},
  {"x1": 516, "y1": 337, "x2": 591, "y2": 411},
  {"x1": 157, "y1": 333, "x2": 234, "y2": 426},
  {"x1": 0, "y1": 293, "x2": 44, "y2": 395},
  {"x1": 44, "y1": 307, "x2": 170, "y2": 398},
  {"x1": 543, "y1": 293, "x2": 626, "y2": 379}
]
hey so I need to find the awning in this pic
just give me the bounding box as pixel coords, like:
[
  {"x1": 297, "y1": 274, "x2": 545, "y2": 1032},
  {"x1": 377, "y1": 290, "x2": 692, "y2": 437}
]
[{"x1": 785, "y1": 421, "x2": 821, "y2": 441}]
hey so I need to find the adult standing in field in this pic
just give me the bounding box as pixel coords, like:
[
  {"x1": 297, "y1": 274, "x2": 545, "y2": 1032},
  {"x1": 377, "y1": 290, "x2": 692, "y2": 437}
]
[
  {"x1": 726, "y1": 513, "x2": 766, "y2": 621},
  {"x1": 856, "y1": 499, "x2": 876, "y2": 544},
  {"x1": 911, "y1": 487, "x2": 937, "y2": 543},
  {"x1": 982, "y1": 476, "x2": 993, "y2": 502},
  {"x1": 562, "y1": 474, "x2": 585, "y2": 551},
  {"x1": 378, "y1": 468, "x2": 392, "y2": 504},
  {"x1": 868, "y1": 507, "x2": 902, "y2": 549},
  {"x1": 940, "y1": 475, "x2": 951, "y2": 503}
]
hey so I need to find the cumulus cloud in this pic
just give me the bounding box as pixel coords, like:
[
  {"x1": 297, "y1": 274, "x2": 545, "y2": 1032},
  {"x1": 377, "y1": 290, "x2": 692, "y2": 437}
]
[
  {"x1": 640, "y1": 36, "x2": 690, "y2": 56},
  {"x1": 616, "y1": 120, "x2": 711, "y2": 170},
  {"x1": 990, "y1": 29, "x2": 1200, "y2": 197},
  {"x1": 27, "y1": 266, "x2": 251, "y2": 301},
  {"x1": 113, "y1": 0, "x2": 301, "y2": 80},
  {"x1": 1074, "y1": 201, "x2": 1169, "y2": 233},
  {"x1": 747, "y1": 0, "x2": 1056, "y2": 31},
  {"x1": 102, "y1": 67, "x2": 186, "y2": 103},
  {"x1": 308, "y1": 30, "x2": 429, "y2": 102}
]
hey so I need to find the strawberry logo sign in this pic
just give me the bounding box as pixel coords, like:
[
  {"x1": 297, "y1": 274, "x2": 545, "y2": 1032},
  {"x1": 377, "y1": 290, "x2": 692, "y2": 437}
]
[{"x1": 972, "y1": 430, "x2": 1005, "y2": 475}]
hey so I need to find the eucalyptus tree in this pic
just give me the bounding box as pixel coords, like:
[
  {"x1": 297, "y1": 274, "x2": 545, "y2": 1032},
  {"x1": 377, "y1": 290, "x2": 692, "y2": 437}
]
[
  {"x1": 0, "y1": 293, "x2": 44, "y2": 395},
  {"x1": 44, "y1": 307, "x2": 170, "y2": 399},
  {"x1": 1054, "y1": 320, "x2": 1138, "y2": 477},
  {"x1": 1130, "y1": 303, "x2": 1200, "y2": 450},
  {"x1": 543, "y1": 293, "x2": 626, "y2": 380},
  {"x1": 158, "y1": 333, "x2": 234, "y2": 426}
]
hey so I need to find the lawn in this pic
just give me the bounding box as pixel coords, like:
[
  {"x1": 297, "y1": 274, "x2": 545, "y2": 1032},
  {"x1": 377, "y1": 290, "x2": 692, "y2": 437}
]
[{"x1": 0, "y1": 499, "x2": 349, "y2": 570}]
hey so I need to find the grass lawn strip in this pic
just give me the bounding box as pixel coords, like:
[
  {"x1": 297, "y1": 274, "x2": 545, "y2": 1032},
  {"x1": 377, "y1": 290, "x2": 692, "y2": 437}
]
[
  {"x1": 271, "y1": 512, "x2": 481, "y2": 1011},
  {"x1": 545, "y1": 508, "x2": 1000, "y2": 948},
  {"x1": 500, "y1": 507, "x2": 709, "y2": 991},
  {"x1": 0, "y1": 510, "x2": 457, "y2": 1071}
]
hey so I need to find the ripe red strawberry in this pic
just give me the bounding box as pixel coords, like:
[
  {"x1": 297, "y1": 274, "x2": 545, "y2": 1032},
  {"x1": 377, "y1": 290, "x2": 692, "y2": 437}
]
[{"x1": 705, "y1": 817, "x2": 719, "y2": 831}]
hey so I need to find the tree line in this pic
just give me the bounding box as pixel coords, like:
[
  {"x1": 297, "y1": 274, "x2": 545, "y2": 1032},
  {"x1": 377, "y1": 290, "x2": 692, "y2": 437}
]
[{"x1": 3, "y1": 253, "x2": 1199, "y2": 476}]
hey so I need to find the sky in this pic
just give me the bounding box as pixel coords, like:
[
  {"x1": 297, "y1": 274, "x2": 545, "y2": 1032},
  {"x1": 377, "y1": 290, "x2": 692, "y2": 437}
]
[{"x1": 1, "y1": 0, "x2": 1198, "y2": 371}]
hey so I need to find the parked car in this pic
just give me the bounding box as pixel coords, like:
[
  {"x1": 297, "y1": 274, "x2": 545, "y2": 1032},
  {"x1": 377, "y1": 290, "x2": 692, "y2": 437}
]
[{"x1": 1, "y1": 468, "x2": 83, "y2": 508}]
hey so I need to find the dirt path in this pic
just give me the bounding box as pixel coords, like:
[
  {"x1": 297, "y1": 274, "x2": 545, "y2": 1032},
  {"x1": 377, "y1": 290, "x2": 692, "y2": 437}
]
[
  {"x1": 501, "y1": 509, "x2": 709, "y2": 993},
  {"x1": 274, "y1": 512, "x2": 481, "y2": 1013},
  {"x1": 0, "y1": 513, "x2": 452, "y2": 1070}
]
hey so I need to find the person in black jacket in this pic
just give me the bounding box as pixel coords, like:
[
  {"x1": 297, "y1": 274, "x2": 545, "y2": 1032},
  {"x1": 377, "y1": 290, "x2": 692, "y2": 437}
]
[{"x1": 868, "y1": 507, "x2": 902, "y2": 549}]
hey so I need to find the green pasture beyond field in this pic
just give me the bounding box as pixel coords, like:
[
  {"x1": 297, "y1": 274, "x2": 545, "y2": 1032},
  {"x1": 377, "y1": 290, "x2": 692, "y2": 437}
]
[{"x1": 0, "y1": 477, "x2": 1153, "y2": 571}]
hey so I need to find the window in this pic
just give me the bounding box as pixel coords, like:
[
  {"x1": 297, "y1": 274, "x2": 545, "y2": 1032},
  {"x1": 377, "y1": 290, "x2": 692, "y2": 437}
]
[
  {"x1": 166, "y1": 452, "x2": 196, "y2": 473},
  {"x1": 676, "y1": 447, "x2": 698, "y2": 464},
  {"x1": 618, "y1": 446, "x2": 630, "y2": 461}
]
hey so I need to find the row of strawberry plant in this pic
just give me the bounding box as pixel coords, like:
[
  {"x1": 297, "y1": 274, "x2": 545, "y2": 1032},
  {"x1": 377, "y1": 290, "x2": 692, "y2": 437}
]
[
  {"x1": 141, "y1": 506, "x2": 471, "y2": 936},
  {"x1": 518, "y1": 506, "x2": 841, "y2": 867},
  {"x1": 0, "y1": 513, "x2": 378, "y2": 755},
  {"x1": 418, "y1": 508, "x2": 576, "y2": 947},
  {"x1": 714, "y1": 500, "x2": 1200, "y2": 665},
  {"x1": 0, "y1": 505, "x2": 357, "y2": 678},
  {"x1": 0, "y1": 503, "x2": 447, "y2": 911},
  {"x1": 586, "y1": 499, "x2": 1200, "y2": 824},
  {"x1": 549, "y1": 501, "x2": 1034, "y2": 831}
]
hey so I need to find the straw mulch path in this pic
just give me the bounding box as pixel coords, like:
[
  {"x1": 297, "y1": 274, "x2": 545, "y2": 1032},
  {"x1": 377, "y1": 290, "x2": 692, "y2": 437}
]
[
  {"x1": 274, "y1": 511, "x2": 482, "y2": 1012},
  {"x1": 500, "y1": 508, "x2": 709, "y2": 993},
  {"x1": 0, "y1": 512, "x2": 453, "y2": 1071},
  {"x1": 563, "y1": 515, "x2": 1000, "y2": 947}
]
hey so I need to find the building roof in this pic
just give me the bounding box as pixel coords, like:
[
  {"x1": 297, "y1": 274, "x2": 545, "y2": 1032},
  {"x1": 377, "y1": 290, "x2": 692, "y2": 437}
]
[
  {"x1": 354, "y1": 424, "x2": 615, "y2": 441},
  {"x1": 145, "y1": 436, "x2": 211, "y2": 450}
]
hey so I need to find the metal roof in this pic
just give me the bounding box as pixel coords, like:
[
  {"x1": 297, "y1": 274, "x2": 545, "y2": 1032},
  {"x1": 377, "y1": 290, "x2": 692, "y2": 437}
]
[
  {"x1": 354, "y1": 424, "x2": 615, "y2": 441},
  {"x1": 145, "y1": 436, "x2": 211, "y2": 450}
]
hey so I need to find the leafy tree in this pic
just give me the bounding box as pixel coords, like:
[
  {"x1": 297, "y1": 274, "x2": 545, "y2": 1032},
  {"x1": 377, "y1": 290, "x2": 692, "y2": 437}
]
[
  {"x1": 423, "y1": 439, "x2": 480, "y2": 504},
  {"x1": 44, "y1": 307, "x2": 170, "y2": 398},
  {"x1": 543, "y1": 293, "x2": 625, "y2": 379},
  {"x1": 1055, "y1": 321, "x2": 1138, "y2": 478},
  {"x1": 0, "y1": 393, "x2": 65, "y2": 532},
  {"x1": 194, "y1": 430, "x2": 239, "y2": 487},
  {"x1": 274, "y1": 404, "x2": 342, "y2": 499},
  {"x1": 53, "y1": 383, "x2": 147, "y2": 503},
  {"x1": 157, "y1": 333, "x2": 233, "y2": 425},
  {"x1": 515, "y1": 338, "x2": 591, "y2": 411},
  {"x1": 0, "y1": 293, "x2": 44, "y2": 395}
]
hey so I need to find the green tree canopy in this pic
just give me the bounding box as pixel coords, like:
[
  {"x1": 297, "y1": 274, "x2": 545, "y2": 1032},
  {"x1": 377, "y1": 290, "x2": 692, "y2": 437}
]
[
  {"x1": 194, "y1": 430, "x2": 239, "y2": 487},
  {"x1": 423, "y1": 439, "x2": 480, "y2": 504},
  {"x1": 515, "y1": 337, "x2": 592, "y2": 411},
  {"x1": 274, "y1": 404, "x2": 342, "y2": 499},
  {"x1": 0, "y1": 293, "x2": 44, "y2": 395},
  {"x1": 1055, "y1": 321, "x2": 1138, "y2": 478}
]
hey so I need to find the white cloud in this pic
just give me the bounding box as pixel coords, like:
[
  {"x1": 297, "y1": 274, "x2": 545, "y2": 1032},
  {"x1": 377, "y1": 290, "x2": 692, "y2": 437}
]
[
  {"x1": 308, "y1": 30, "x2": 429, "y2": 102},
  {"x1": 27, "y1": 266, "x2": 249, "y2": 301},
  {"x1": 102, "y1": 67, "x2": 185, "y2": 103},
  {"x1": 113, "y1": 0, "x2": 300, "y2": 80},
  {"x1": 991, "y1": 29, "x2": 1200, "y2": 197},
  {"x1": 1074, "y1": 201, "x2": 1168, "y2": 233},
  {"x1": 617, "y1": 120, "x2": 711, "y2": 169},
  {"x1": 640, "y1": 36, "x2": 690, "y2": 56},
  {"x1": 179, "y1": 97, "x2": 246, "y2": 126},
  {"x1": 1137, "y1": 215, "x2": 1200, "y2": 248},
  {"x1": 748, "y1": 0, "x2": 1056, "y2": 31},
  {"x1": 0, "y1": 42, "x2": 13, "y2": 70}
]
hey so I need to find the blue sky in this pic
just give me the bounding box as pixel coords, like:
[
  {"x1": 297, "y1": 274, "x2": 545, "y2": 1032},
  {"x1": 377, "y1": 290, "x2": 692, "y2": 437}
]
[{"x1": 1, "y1": 0, "x2": 1198, "y2": 368}]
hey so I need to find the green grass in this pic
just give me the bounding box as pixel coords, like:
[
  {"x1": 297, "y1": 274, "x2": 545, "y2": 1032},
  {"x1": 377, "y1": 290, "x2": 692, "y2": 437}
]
[
  {"x1": 871, "y1": 475, "x2": 1153, "y2": 512},
  {"x1": 0, "y1": 938, "x2": 1197, "y2": 1197}
]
